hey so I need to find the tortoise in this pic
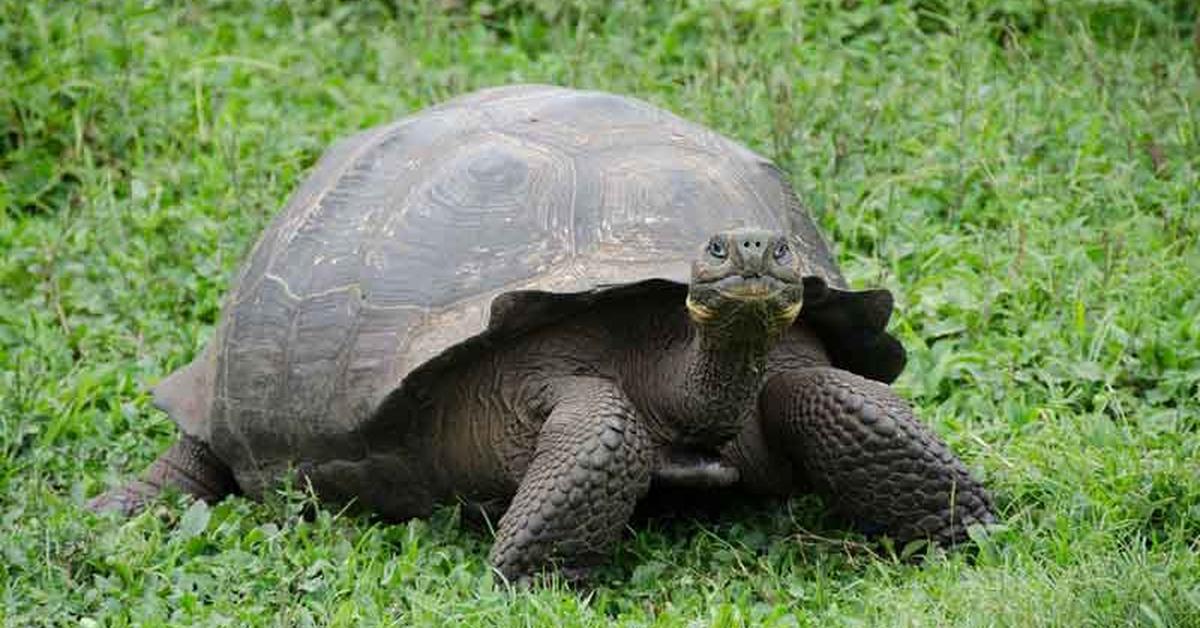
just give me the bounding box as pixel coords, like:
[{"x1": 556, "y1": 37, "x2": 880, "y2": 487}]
[{"x1": 90, "y1": 84, "x2": 995, "y2": 582}]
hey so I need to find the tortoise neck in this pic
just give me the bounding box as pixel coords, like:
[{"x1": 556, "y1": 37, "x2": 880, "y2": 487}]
[{"x1": 664, "y1": 316, "x2": 775, "y2": 448}]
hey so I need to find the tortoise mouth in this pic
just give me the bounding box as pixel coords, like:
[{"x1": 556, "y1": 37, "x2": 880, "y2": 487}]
[
  {"x1": 711, "y1": 275, "x2": 787, "y2": 300},
  {"x1": 686, "y1": 274, "x2": 804, "y2": 327}
]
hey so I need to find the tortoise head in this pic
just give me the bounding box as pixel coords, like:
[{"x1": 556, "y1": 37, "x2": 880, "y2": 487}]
[{"x1": 686, "y1": 228, "x2": 806, "y2": 338}]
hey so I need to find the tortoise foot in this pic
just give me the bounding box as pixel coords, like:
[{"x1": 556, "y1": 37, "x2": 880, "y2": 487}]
[{"x1": 87, "y1": 480, "x2": 159, "y2": 516}]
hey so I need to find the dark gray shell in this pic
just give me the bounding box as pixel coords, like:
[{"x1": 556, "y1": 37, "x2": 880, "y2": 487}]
[{"x1": 154, "y1": 85, "x2": 904, "y2": 484}]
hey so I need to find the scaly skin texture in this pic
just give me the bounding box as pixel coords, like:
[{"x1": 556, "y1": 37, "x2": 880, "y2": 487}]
[
  {"x1": 754, "y1": 368, "x2": 996, "y2": 545},
  {"x1": 488, "y1": 377, "x2": 652, "y2": 582},
  {"x1": 88, "y1": 435, "x2": 237, "y2": 516}
]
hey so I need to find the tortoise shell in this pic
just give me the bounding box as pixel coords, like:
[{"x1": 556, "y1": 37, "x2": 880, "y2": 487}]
[{"x1": 154, "y1": 85, "x2": 904, "y2": 488}]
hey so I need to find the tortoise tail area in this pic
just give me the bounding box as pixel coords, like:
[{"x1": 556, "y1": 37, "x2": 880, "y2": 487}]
[{"x1": 152, "y1": 348, "x2": 216, "y2": 441}]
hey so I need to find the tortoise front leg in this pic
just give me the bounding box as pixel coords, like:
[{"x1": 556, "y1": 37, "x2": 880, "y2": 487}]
[
  {"x1": 489, "y1": 377, "x2": 653, "y2": 584},
  {"x1": 758, "y1": 368, "x2": 996, "y2": 546}
]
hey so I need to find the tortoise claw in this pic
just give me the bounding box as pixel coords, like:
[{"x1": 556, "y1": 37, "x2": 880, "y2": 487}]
[{"x1": 498, "y1": 564, "x2": 595, "y2": 590}]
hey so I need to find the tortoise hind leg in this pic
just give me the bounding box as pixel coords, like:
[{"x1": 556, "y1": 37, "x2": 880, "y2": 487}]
[
  {"x1": 88, "y1": 434, "x2": 239, "y2": 516},
  {"x1": 759, "y1": 367, "x2": 996, "y2": 546}
]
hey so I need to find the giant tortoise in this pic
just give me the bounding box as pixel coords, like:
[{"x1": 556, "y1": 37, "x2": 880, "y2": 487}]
[{"x1": 91, "y1": 84, "x2": 995, "y2": 582}]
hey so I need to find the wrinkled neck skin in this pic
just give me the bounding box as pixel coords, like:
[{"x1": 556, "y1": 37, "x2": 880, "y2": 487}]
[{"x1": 661, "y1": 305, "x2": 782, "y2": 449}]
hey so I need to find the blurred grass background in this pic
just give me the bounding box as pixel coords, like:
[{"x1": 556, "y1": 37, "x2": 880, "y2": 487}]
[{"x1": 2, "y1": 1, "x2": 1198, "y2": 625}]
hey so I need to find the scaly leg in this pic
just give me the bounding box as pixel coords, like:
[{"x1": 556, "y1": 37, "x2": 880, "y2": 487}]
[
  {"x1": 488, "y1": 377, "x2": 653, "y2": 584},
  {"x1": 87, "y1": 434, "x2": 239, "y2": 516},
  {"x1": 759, "y1": 368, "x2": 995, "y2": 545}
]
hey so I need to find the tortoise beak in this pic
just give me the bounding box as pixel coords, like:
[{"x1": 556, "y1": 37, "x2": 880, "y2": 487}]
[
  {"x1": 718, "y1": 276, "x2": 776, "y2": 300},
  {"x1": 712, "y1": 275, "x2": 785, "y2": 301}
]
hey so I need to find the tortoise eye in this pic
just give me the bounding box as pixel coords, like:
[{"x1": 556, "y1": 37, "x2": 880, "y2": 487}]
[
  {"x1": 773, "y1": 241, "x2": 791, "y2": 261},
  {"x1": 707, "y1": 238, "x2": 728, "y2": 260}
]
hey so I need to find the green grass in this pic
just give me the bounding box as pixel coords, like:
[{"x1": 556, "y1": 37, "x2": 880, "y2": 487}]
[{"x1": 2, "y1": 0, "x2": 1199, "y2": 625}]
